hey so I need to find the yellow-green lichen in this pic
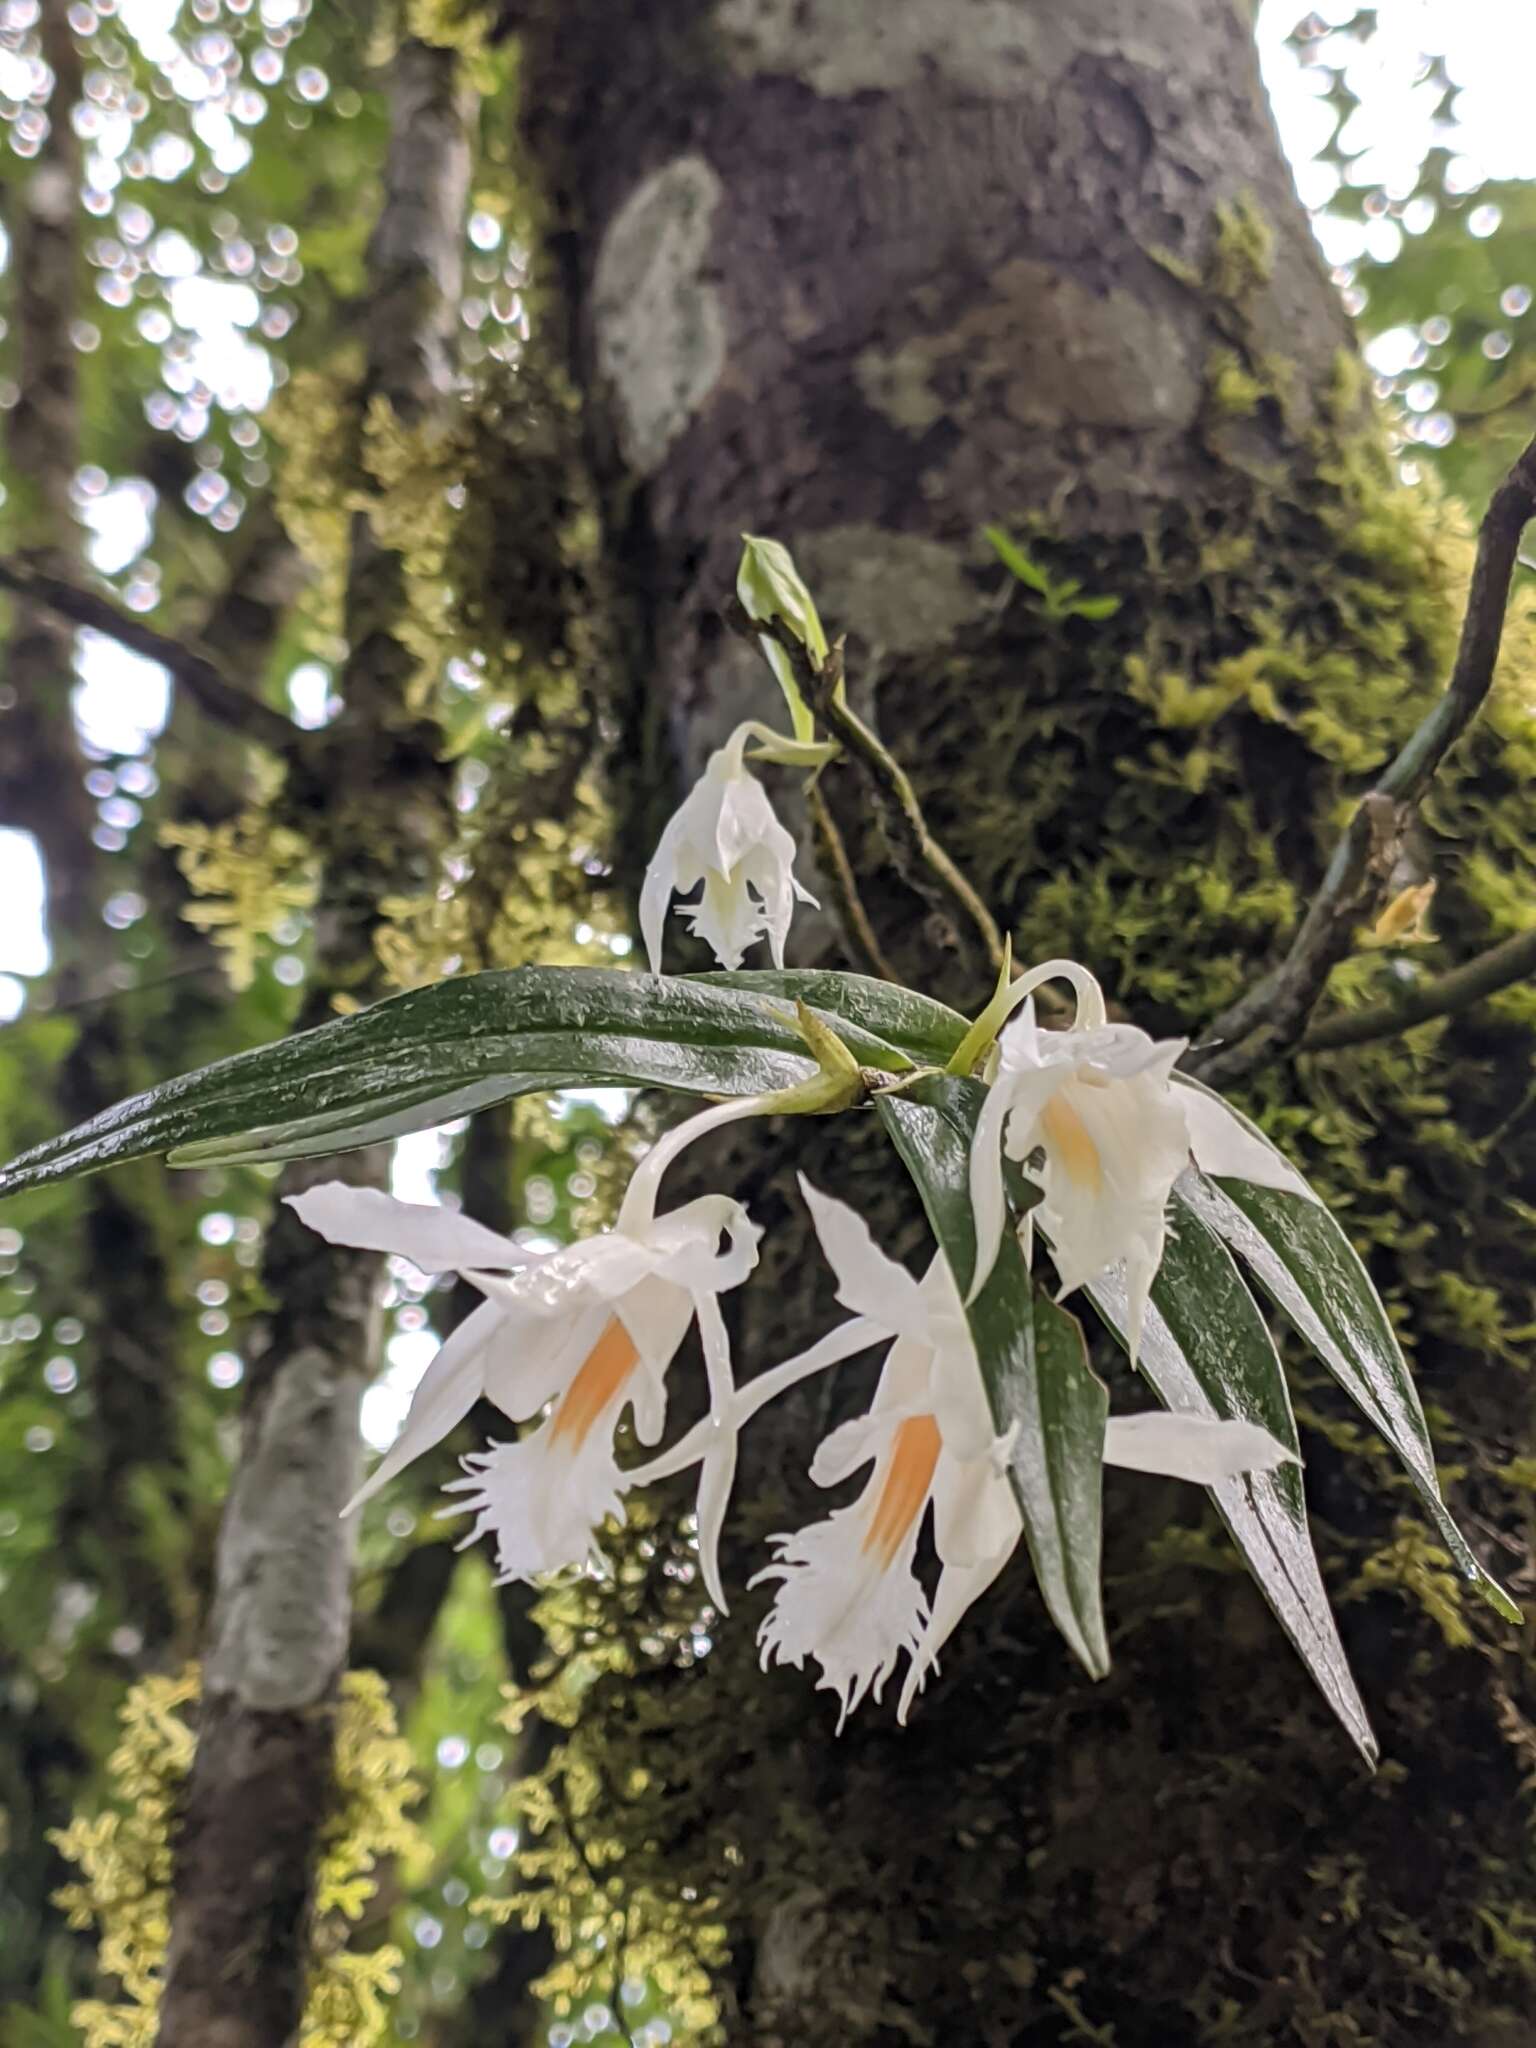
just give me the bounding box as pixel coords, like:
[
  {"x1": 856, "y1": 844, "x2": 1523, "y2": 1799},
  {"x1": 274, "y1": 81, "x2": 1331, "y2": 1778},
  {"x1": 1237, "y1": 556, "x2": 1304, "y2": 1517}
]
[
  {"x1": 51, "y1": 1668, "x2": 423, "y2": 2048},
  {"x1": 474, "y1": 1508, "x2": 729, "y2": 2043},
  {"x1": 160, "y1": 809, "x2": 318, "y2": 993}
]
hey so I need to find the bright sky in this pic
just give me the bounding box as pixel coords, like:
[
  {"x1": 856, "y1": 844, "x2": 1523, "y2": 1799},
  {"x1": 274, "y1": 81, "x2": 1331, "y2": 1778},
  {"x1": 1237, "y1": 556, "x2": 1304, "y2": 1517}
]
[{"x1": 3, "y1": 0, "x2": 1534, "y2": 1445}]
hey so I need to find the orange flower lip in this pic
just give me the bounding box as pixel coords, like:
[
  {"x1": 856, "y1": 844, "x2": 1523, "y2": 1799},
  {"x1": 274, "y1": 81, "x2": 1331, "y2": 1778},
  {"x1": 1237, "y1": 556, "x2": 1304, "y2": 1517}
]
[
  {"x1": 1040, "y1": 1091, "x2": 1103, "y2": 1192},
  {"x1": 863, "y1": 1414, "x2": 942, "y2": 1566},
  {"x1": 551, "y1": 1317, "x2": 640, "y2": 1450}
]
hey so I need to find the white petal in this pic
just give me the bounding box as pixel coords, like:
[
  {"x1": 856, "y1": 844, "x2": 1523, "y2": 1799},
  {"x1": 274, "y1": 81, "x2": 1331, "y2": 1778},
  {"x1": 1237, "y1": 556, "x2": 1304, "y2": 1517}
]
[
  {"x1": 994, "y1": 994, "x2": 1048, "y2": 1074},
  {"x1": 1071, "y1": 1021, "x2": 1186, "y2": 1083},
  {"x1": 1178, "y1": 1083, "x2": 1318, "y2": 1200},
  {"x1": 614, "y1": 1273, "x2": 695, "y2": 1385},
  {"x1": 1116, "y1": 1230, "x2": 1167, "y2": 1369},
  {"x1": 484, "y1": 1302, "x2": 608, "y2": 1419},
  {"x1": 1104, "y1": 1411, "x2": 1299, "y2": 1485},
  {"x1": 464, "y1": 1229, "x2": 651, "y2": 1320},
  {"x1": 929, "y1": 1444, "x2": 1022, "y2": 1570},
  {"x1": 639, "y1": 824, "x2": 681, "y2": 974},
  {"x1": 625, "y1": 1347, "x2": 672, "y2": 1447},
  {"x1": 286, "y1": 1183, "x2": 526, "y2": 1274},
  {"x1": 342, "y1": 1298, "x2": 503, "y2": 1514},
  {"x1": 692, "y1": 1285, "x2": 736, "y2": 1422},
  {"x1": 684, "y1": 1286, "x2": 740, "y2": 1610},
  {"x1": 694, "y1": 1437, "x2": 738, "y2": 1614},
  {"x1": 683, "y1": 869, "x2": 762, "y2": 971},
  {"x1": 1031, "y1": 1063, "x2": 1189, "y2": 1337},
  {"x1": 809, "y1": 1405, "x2": 906, "y2": 1487},
  {"x1": 897, "y1": 1540, "x2": 1017, "y2": 1726},
  {"x1": 868, "y1": 1325, "x2": 944, "y2": 1416},
  {"x1": 712, "y1": 767, "x2": 777, "y2": 874},
  {"x1": 752, "y1": 1503, "x2": 928, "y2": 1731},
  {"x1": 798, "y1": 1175, "x2": 929, "y2": 1335},
  {"x1": 966, "y1": 1066, "x2": 1015, "y2": 1304},
  {"x1": 649, "y1": 1194, "x2": 763, "y2": 1296}
]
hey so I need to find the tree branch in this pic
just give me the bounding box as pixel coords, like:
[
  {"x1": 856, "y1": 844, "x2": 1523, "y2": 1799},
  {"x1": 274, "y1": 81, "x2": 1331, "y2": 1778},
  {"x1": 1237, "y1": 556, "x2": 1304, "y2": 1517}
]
[
  {"x1": 1191, "y1": 427, "x2": 1536, "y2": 1086},
  {"x1": 0, "y1": 557, "x2": 301, "y2": 756},
  {"x1": 1301, "y1": 926, "x2": 1536, "y2": 1053}
]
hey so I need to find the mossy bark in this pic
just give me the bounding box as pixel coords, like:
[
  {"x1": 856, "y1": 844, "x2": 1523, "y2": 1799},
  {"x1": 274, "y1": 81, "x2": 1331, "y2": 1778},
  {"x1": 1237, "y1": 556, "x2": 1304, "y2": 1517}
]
[{"x1": 509, "y1": 4, "x2": 1536, "y2": 2042}]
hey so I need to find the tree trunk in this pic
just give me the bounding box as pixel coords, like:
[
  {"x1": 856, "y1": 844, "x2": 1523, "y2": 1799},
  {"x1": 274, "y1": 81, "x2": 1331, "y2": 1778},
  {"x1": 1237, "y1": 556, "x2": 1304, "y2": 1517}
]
[
  {"x1": 156, "y1": 40, "x2": 473, "y2": 2048},
  {"x1": 508, "y1": 5, "x2": 1536, "y2": 2043}
]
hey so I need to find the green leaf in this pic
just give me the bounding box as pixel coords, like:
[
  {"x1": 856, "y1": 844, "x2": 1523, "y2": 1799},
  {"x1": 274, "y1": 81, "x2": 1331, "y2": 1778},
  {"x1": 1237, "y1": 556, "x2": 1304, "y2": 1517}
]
[
  {"x1": 876, "y1": 1074, "x2": 1110, "y2": 1679},
  {"x1": 687, "y1": 969, "x2": 965, "y2": 1067},
  {"x1": 1066, "y1": 593, "x2": 1121, "y2": 622},
  {"x1": 982, "y1": 523, "x2": 1053, "y2": 596},
  {"x1": 1088, "y1": 1195, "x2": 1377, "y2": 1762},
  {"x1": 737, "y1": 534, "x2": 829, "y2": 666},
  {"x1": 1180, "y1": 1163, "x2": 1520, "y2": 1624},
  {"x1": 0, "y1": 967, "x2": 928, "y2": 1198}
]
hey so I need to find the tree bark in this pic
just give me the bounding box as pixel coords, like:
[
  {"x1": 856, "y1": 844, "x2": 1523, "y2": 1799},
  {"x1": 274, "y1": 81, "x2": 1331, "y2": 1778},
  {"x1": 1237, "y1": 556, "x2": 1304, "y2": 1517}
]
[
  {"x1": 156, "y1": 40, "x2": 473, "y2": 2048},
  {"x1": 508, "y1": 5, "x2": 1536, "y2": 2044}
]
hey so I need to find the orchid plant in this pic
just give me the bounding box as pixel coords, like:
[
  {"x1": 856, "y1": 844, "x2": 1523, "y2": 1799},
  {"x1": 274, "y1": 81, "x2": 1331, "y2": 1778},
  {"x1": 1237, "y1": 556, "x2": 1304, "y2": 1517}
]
[{"x1": 0, "y1": 538, "x2": 1517, "y2": 1762}]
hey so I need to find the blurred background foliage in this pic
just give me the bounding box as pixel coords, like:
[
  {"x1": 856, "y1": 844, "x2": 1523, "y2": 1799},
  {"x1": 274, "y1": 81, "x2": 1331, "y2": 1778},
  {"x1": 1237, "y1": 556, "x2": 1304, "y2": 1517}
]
[{"x1": 0, "y1": 1, "x2": 1531, "y2": 2043}]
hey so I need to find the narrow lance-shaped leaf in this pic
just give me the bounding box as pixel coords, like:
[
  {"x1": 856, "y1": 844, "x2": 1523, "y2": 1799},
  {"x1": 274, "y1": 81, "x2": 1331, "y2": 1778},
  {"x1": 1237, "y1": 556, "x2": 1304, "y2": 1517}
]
[
  {"x1": 877, "y1": 1075, "x2": 1110, "y2": 1680},
  {"x1": 1088, "y1": 1192, "x2": 1377, "y2": 1763},
  {"x1": 0, "y1": 967, "x2": 960, "y2": 1199},
  {"x1": 1176, "y1": 1075, "x2": 1519, "y2": 1624}
]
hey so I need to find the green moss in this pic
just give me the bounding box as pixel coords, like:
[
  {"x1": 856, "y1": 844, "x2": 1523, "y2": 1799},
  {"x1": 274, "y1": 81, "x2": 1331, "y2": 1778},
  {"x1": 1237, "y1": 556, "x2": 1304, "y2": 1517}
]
[
  {"x1": 1207, "y1": 346, "x2": 1267, "y2": 418},
  {"x1": 1209, "y1": 190, "x2": 1276, "y2": 305},
  {"x1": 1348, "y1": 1520, "x2": 1478, "y2": 1650}
]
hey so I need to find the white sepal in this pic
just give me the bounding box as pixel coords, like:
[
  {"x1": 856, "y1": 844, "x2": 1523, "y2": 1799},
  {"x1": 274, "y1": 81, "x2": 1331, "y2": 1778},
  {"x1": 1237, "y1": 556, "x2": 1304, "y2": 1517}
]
[
  {"x1": 341, "y1": 1298, "x2": 505, "y2": 1517},
  {"x1": 797, "y1": 1175, "x2": 931, "y2": 1336},
  {"x1": 1177, "y1": 1082, "x2": 1319, "y2": 1201},
  {"x1": 286, "y1": 1182, "x2": 528, "y2": 1275},
  {"x1": 1104, "y1": 1411, "x2": 1299, "y2": 1485}
]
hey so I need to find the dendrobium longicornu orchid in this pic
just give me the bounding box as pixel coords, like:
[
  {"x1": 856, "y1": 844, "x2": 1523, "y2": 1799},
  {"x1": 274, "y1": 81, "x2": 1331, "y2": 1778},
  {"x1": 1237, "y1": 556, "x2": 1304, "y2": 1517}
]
[
  {"x1": 640, "y1": 720, "x2": 824, "y2": 973},
  {"x1": 968, "y1": 958, "x2": 1317, "y2": 1355},
  {"x1": 967, "y1": 960, "x2": 1188, "y2": 1356},
  {"x1": 287, "y1": 1093, "x2": 783, "y2": 1608},
  {"x1": 749, "y1": 1180, "x2": 1296, "y2": 1727}
]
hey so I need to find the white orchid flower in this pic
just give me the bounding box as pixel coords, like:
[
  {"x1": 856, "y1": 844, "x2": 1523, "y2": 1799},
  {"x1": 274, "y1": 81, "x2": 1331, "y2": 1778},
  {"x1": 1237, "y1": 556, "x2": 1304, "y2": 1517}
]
[
  {"x1": 640, "y1": 720, "x2": 820, "y2": 973},
  {"x1": 439, "y1": 1194, "x2": 756, "y2": 1605},
  {"x1": 286, "y1": 1096, "x2": 770, "y2": 1608},
  {"x1": 967, "y1": 959, "x2": 1189, "y2": 1358},
  {"x1": 967, "y1": 958, "x2": 1324, "y2": 1356},
  {"x1": 746, "y1": 1182, "x2": 1296, "y2": 1728},
  {"x1": 747, "y1": 1181, "x2": 987, "y2": 1728}
]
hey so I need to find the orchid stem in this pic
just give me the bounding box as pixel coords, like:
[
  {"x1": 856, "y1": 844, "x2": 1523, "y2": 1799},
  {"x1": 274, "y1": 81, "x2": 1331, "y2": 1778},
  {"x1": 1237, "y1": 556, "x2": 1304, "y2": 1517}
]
[
  {"x1": 806, "y1": 777, "x2": 899, "y2": 981},
  {"x1": 724, "y1": 599, "x2": 1004, "y2": 985}
]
